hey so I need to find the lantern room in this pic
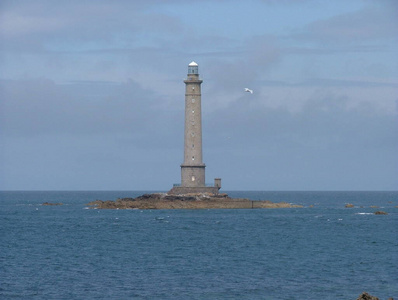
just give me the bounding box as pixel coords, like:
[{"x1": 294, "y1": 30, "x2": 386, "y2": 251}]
[{"x1": 188, "y1": 61, "x2": 198, "y2": 75}]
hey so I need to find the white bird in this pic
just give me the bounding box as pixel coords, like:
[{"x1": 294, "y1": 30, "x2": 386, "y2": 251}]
[{"x1": 244, "y1": 88, "x2": 253, "y2": 94}]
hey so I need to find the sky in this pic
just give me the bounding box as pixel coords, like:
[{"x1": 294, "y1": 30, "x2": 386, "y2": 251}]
[{"x1": 0, "y1": 0, "x2": 397, "y2": 191}]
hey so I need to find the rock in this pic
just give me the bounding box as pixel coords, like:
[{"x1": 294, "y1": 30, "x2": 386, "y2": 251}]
[
  {"x1": 345, "y1": 203, "x2": 354, "y2": 208},
  {"x1": 87, "y1": 193, "x2": 303, "y2": 210},
  {"x1": 357, "y1": 292, "x2": 379, "y2": 300},
  {"x1": 42, "y1": 202, "x2": 63, "y2": 206},
  {"x1": 213, "y1": 193, "x2": 229, "y2": 198},
  {"x1": 374, "y1": 211, "x2": 388, "y2": 215},
  {"x1": 87, "y1": 200, "x2": 105, "y2": 206},
  {"x1": 117, "y1": 197, "x2": 135, "y2": 201},
  {"x1": 164, "y1": 195, "x2": 196, "y2": 201},
  {"x1": 370, "y1": 205, "x2": 379, "y2": 208}
]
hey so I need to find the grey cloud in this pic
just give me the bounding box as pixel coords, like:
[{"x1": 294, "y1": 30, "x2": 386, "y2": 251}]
[
  {"x1": 0, "y1": 1, "x2": 185, "y2": 52},
  {"x1": 203, "y1": 93, "x2": 397, "y2": 190},
  {"x1": 257, "y1": 78, "x2": 398, "y2": 88},
  {"x1": 1, "y1": 76, "x2": 396, "y2": 190},
  {"x1": 0, "y1": 77, "x2": 182, "y2": 190},
  {"x1": 283, "y1": 44, "x2": 389, "y2": 56},
  {"x1": 204, "y1": 34, "x2": 282, "y2": 95},
  {"x1": 0, "y1": 0, "x2": 396, "y2": 190},
  {"x1": 0, "y1": 79, "x2": 181, "y2": 144},
  {"x1": 293, "y1": 6, "x2": 398, "y2": 44},
  {"x1": 245, "y1": 35, "x2": 281, "y2": 67}
]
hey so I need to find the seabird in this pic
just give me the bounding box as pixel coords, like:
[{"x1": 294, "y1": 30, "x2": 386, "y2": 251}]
[{"x1": 244, "y1": 88, "x2": 253, "y2": 94}]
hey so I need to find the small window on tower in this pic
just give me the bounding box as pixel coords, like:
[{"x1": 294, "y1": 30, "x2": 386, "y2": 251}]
[
  {"x1": 191, "y1": 176, "x2": 195, "y2": 181},
  {"x1": 192, "y1": 98, "x2": 195, "y2": 103},
  {"x1": 192, "y1": 87, "x2": 195, "y2": 90},
  {"x1": 192, "y1": 144, "x2": 194, "y2": 148},
  {"x1": 192, "y1": 156, "x2": 195, "y2": 160},
  {"x1": 191, "y1": 132, "x2": 195, "y2": 137}
]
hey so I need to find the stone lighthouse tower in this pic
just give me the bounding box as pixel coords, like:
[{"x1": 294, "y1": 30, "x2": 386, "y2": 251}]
[
  {"x1": 168, "y1": 61, "x2": 221, "y2": 195},
  {"x1": 181, "y1": 61, "x2": 205, "y2": 187}
]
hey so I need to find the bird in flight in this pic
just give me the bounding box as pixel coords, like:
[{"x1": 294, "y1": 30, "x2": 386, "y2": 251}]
[{"x1": 244, "y1": 88, "x2": 253, "y2": 94}]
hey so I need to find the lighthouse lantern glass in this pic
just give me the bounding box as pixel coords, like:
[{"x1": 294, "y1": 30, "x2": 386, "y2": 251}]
[{"x1": 188, "y1": 65, "x2": 198, "y2": 74}]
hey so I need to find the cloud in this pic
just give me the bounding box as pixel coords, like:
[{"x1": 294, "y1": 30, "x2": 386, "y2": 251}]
[
  {"x1": 0, "y1": 77, "x2": 184, "y2": 190},
  {"x1": 0, "y1": 1, "x2": 184, "y2": 52},
  {"x1": 0, "y1": 0, "x2": 396, "y2": 190},
  {"x1": 0, "y1": 78, "x2": 181, "y2": 143},
  {"x1": 200, "y1": 34, "x2": 282, "y2": 109},
  {"x1": 293, "y1": 5, "x2": 398, "y2": 44},
  {"x1": 203, "y1": 91, "x2": 398, "y2": 190}
]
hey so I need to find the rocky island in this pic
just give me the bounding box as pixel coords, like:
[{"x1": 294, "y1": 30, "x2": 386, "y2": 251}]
[
  {"x1": 87, "y1": 193, "x2": 303, "y2": 210},
  {"x1": 42, "y1": 202, "x2": 63, "y2": 206}
]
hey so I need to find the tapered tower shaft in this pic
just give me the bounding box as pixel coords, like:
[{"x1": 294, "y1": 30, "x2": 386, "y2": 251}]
[{"x1": 180, "y1": 61, "x2": 206, "y2": 187}]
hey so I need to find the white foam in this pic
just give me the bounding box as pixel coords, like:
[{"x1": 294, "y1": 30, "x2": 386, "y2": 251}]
[{"x1": 356, "y1": 212, "x2": 373, "y2": 215}]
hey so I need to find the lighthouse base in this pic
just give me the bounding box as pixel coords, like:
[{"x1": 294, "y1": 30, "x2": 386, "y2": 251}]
[{"x1": 167, "y1": 186, "x2": 220, "y2": 195}]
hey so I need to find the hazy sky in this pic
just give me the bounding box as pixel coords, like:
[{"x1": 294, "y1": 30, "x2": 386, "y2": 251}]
[{"x1": 0, "y1": 0, "x2": 397, "y2": 191}]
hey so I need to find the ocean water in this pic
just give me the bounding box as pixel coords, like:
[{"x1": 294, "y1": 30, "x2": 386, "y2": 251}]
[{"x1": 1, "y1": 191, "x2": 397, "y2": 300}]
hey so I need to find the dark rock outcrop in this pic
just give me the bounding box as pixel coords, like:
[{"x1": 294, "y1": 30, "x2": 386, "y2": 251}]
[
  {"x1": 357, "y1": 292, "x2": 379, "y2": 300},
  {"x1": 87, "y1": 193, "x2": 303, "y2": 210},
  {"x1": 374, "y1": 211, "x2": 388, "y2": 215},
  {"x1": 42, "y1": 202, "x2": 63, "y2": 206}
]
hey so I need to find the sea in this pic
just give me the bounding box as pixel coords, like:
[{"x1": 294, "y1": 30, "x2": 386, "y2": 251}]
[{"x1": 1, "y1": 191, "x2": 397, "y2": 300}]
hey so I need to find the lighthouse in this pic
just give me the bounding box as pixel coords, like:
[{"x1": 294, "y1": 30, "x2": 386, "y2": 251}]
[
  {"x1": 168, "y1": 62, "x2": 221, "y2": 195},
  {"x1": 181, "y1": 61, "x2": 205, "y2": 187}
]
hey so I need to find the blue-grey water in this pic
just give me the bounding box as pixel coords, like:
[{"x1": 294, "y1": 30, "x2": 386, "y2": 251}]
[{"x1": 1, "y1": 191, "x2": 397, "y2": 300}]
